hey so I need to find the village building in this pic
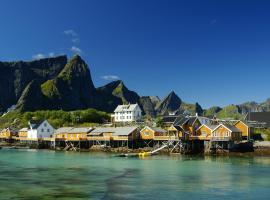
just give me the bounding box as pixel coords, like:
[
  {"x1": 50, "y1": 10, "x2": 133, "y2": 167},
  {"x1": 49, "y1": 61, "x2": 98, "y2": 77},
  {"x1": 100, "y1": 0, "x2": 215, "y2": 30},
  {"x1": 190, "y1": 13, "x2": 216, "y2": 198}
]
[
  {"x1": 234, "y1": 120, "x2": 250, "y2": 140},
  {"x1": 88, "y1": 126, "x2": 139, "y2": 148},
  {"x1": 211, "y1": 124, "x2": 242, "y2": 142},
  {"x1": 27, "y1": 120, "x2": 55, "y2": 139},
  {"x1": 195, "y1": 124, "x2": 218, "y2": 140},
  {"x1": 173, "y1": 115, "x2": 213, "y2": 136},
  {"x1": 0, "y1": 128, "x2": 17, "y2": 141},
  {"x1": 18, "y1": 128, "x2": 28, "y2": 139},
  {"x1": 168, "y1": 125, "x2": 185, "y2": 139},
  {"x1": 140, "y1": 126, "x2": 168, "y2": 140},
  {"x1": 112, "y1": 104, "x2": 142, "y2": 123},
  {"x1": 246, "y1": 112, "x2": 270, "y2": 128}
]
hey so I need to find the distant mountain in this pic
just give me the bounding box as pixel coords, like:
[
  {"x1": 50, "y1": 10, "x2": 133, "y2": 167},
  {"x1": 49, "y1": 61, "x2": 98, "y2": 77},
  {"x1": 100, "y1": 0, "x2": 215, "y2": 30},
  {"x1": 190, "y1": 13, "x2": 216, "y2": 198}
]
[
  {"x1": 1, "y1": 55, "x2": 270, "y2": 119},
  {"x1": 139, "y1": 96, "x2": 156, "y2": 117},
  {"x1": 0, "y1": 55, "x2": 67, "y2": 112},
  {"x1": 155, "y1": 91, "x2": 182, "y2": 115},
  {"x1": 180, "y1": 102, "x2": 203, "y2": 116},
  {"x1": 96, "y1": 80, "x2": 141, "y2": 112}
]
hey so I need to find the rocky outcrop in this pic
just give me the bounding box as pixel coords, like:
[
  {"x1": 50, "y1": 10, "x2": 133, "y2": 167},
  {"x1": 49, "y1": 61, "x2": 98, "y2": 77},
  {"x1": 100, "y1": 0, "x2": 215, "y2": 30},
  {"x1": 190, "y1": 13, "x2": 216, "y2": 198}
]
[
  {"x1": 155, "y1": 91, "x2": 182, "y2": 115},
  {"x1": 0, "y1": 55, "x2": 67, "y2": 112},
  {"x1": 139, "y1": 96, "x2": 156, "y2": 117}
]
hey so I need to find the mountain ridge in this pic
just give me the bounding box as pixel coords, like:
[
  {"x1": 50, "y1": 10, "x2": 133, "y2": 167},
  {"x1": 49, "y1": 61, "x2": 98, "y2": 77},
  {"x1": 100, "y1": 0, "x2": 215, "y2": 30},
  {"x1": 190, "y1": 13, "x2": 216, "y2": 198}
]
[{"x1": 0, "y1": 55, "x2": 269, "y2": 118}]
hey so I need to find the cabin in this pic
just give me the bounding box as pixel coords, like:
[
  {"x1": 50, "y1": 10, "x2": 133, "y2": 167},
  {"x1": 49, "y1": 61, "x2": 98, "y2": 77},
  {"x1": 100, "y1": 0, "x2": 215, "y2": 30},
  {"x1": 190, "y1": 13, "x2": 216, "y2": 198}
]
[
  {"x1": 211, "y1": 124, "x2": 242, "y2": 142},
  {"x1": 234, "y1": 120, "x2": 250, "y2": 140},
  {"x1": 27, "y1": 120, "x2": 55, "y2": 139},
  {"x1": 112, "y1": 104, "x2": 142, "y2": 123},
  {"x1": 195, "y1": 124, "x2": 218, "y2": 140},
  {"x1": 54, "y1": 127, "x2": 74, "y2": 140},
  {"x1": 88, "y1": 127, "x2": 114, "y2": 142},
  {"x1": 65, "y1": 127, "x2": 92, "y2": 141},
  {"x1": 168, "y1": 125, "x2": 185, "y2": 139},
  {"x1": 0, "y1": 128, "x2": 17, "y2": 140},
  {"x1": 174, "y1": 115, "x2": 213, "y2": 136},
  {"x1": 140, "y1": 126, "x2": 168, "y2": 140},
  {"x1": 18, "y1": 128, "x2": 28, "y2": 138},
  {"x1": 88, "y1": 126, "x2": 139, "y2": 148}
]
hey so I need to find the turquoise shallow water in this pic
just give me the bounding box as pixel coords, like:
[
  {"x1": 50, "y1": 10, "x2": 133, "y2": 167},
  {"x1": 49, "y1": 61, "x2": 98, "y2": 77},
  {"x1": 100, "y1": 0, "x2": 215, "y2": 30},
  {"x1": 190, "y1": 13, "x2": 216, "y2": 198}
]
[{"x1": 0, "y1": 149, "x2": 270, "y2": 200}]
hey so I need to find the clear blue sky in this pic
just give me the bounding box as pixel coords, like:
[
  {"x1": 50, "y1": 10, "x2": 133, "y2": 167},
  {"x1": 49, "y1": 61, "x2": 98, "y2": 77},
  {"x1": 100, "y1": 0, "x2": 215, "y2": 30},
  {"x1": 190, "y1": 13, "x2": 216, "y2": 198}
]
[{"x1": 0, "y1": 0, "x2": 269, "y2": 108}]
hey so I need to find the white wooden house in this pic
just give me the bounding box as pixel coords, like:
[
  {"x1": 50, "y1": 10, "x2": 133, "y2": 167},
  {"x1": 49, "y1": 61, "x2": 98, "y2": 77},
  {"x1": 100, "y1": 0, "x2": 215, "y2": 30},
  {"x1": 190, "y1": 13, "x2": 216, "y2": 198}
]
[
  {"x1": 112, "y1": 104, "x2": 142, "y2": 123},
  {"x1": 27, "y1": 120, "x2": 55, "y2": 139}
]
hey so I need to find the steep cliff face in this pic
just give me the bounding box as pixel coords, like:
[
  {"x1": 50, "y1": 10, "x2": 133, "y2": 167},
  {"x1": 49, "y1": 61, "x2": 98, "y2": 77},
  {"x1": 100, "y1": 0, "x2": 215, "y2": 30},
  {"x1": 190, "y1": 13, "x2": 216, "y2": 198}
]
[
  {"x1": 96, "y1": 80, "x2": 141, "y2": 112},
  {"x1": 40, "y1": 55, "x2": 98, "y2": 110},
  {"x1": 0, "y1": 56, "x2": 67, "y2": 112},
  {"x1": 155, "y1": 91, "x2": 182, "y2": 115},
  {"x1": 139, "y1": 96, "x2": 156, "y2": 117}
]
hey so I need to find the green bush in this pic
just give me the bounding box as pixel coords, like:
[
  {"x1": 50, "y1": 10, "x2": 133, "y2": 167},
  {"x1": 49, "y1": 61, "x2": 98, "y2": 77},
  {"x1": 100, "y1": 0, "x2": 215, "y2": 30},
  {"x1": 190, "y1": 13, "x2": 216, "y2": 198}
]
[{"x1": 0, "y1": 109, "x2": 110, "y2": 129}]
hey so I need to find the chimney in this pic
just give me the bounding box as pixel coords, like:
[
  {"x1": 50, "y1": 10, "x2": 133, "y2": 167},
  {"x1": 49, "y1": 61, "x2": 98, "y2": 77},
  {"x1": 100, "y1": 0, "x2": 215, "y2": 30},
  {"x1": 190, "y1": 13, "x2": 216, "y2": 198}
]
[{"x1": 195, "y1": 113, "x2": 198, "y2": 117}]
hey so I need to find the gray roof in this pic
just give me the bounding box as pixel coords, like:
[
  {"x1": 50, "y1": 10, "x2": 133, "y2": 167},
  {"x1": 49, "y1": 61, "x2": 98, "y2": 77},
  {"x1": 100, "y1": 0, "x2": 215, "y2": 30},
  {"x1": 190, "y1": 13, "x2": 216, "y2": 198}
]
[
  {"x1": 19, "y1": 128, "x2": 28, "y2": 132},
  {"x1": 67, "y1": 127, "x2": 93, "y2": 134},
  {"x1": 207, "y1": 125, "x2": 219, "y2": 130},
  {"x1": 214, "y1": 124, "x2": 241, "y2": 132},
  {"x1": 90, "y1": 126, "x2": 138, "y2": 136},
  {"x1": 223, "y1": 124, "x2": 241, "y2": 132},
  {"x1": 55, "y1": 127, "x2": 73, "y2": 134},
  {"x1": 143, "y1": 126, "x2": 167, "y2": 133},
  {"x1": 114, "y1": 104, "x2": 141, "y2": 112}
]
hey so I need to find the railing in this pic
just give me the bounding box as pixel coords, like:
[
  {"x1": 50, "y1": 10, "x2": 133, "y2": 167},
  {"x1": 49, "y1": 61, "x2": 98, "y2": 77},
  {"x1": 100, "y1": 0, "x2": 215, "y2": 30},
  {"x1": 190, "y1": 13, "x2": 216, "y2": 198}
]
[
  {"x1": 154, "y1": 135, "x2": 178, "y2": 141},
  {"x1": 87, "y1": 136, "x2": 111, "y2": 141},
  {"x1": 111, "y1": 136, "x2": 129, "y2": 141},
  {"x1": 189, "y1": 135, "x2": 210, "y2": 140},
  {"x1": 211, "y1": 137, "x2": 230, "y2": 141}
]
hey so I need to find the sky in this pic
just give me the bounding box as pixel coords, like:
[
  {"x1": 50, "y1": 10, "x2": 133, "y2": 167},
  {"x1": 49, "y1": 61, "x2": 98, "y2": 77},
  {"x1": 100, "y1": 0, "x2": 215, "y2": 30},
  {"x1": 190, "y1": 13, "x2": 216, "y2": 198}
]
[{"x1": 0, "y1": 0, "x2": 270, "y2": 108}]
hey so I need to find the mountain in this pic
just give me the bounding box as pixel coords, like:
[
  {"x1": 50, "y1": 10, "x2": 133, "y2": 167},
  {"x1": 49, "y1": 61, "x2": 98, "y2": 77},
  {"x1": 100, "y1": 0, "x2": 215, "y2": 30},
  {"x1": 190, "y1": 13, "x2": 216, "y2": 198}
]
[
  {"x1": 139, "y1": 96, "x2": 156, "y2": 117},
  {"x1": 203, "y1": 106, "x2": 222, "y2": 117},
  {"x1": 180, "y1": 102, "x2": 203, "y2": 116},
  {"x1": 0, "y1": 55, "x2": 67, "y2": 113},
  {"x1": 155, "y1": 91, "x2": 182, "y2": 115},
  {"x1": 1, "y1": 55, "x2": 270, "y2": 119},
  {"x1": 96, "y1": 80, "x2": 141, "y2": 113},
  {"x1": 150, "y1": 96, "x2": 161, "y2": 108}
]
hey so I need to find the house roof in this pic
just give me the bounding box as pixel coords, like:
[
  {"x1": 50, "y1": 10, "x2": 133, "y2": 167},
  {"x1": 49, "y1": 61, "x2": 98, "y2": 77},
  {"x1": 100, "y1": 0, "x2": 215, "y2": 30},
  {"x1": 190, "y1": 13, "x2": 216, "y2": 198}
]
[
  {"x1": 114, "y1": 104, "x2": 140, "y2": 112},
  {"x1": 213, "y1": 124, "x2": 241, "y2": 133},
  {"x1": 55, "y1": 127, "x2": 73, "y2": 134},
  {"x1": 19, "y1": 128, "x2": 28, "y2": 132},
  {"x1": 142, "y1": 126, "x2": 167, "y2": 133},
  {"x1": 90, "y1": 126, "x2": 138, "y2": 136},
  {"x1": 247, "y1": 112, "x2": 270, "y2": 127},
  {"x1": 196, "y1": 124, "x2": 218, "y2": 131},
  {"x1": 67, "y1": 127, "x2": 93, "y2": 134},
  {"x1": 173, "y1": 125, "x2": 184, "y2": 131},
  {"x1": 173, "y1": 115, "x2": 189, "y2": 126},
  {"x1": 29, "y1": 120, "x2": 44, "y2": 129},
  {"x1": 161, "y1": 115, "x2": 179, "y2": 123}
]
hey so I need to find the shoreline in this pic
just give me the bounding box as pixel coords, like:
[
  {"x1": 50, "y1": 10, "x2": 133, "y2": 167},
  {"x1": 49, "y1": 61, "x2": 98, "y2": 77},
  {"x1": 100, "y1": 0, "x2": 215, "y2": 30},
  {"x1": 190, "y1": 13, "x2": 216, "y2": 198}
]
[{"x1": 1, "y1": 142, "x2": 270, "y2": 157}]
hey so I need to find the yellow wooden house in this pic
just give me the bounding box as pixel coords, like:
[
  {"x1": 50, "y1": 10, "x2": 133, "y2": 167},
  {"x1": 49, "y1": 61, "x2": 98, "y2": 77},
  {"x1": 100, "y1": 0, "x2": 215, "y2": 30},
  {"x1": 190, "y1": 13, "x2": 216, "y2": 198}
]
[
  {"x1": 55, "y1": 127, "x2": 92, "y2": 141},
  {"x1": 140, "y1": 126, "x2": 169, "y2": 141},
  {"x1": 0, "y1": 128, "x2": 17, "y2": 140},
  {"x1": 195, "y1": 124, "x2": 218, "y2": 140},
  {"x1": 234, "y1": 120, "x2": 250, "y2": 139},
  {"x1": 211, "y1": 124, "x2": 242, "y2": 142},
  {"x1": 167, "y1": 125, "x2": 184, "y2": 139},
  {"x1": 18, "y1": 128, "x2": 28, "y2": 139},
  {"x1": 54, "y1": 127, "x2": 73, "y2": 140}
]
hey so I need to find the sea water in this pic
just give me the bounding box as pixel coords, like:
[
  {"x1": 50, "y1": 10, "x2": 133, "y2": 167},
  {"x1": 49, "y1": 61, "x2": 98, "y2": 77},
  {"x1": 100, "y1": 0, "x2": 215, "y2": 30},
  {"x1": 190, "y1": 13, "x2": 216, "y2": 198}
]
[{"x1": 0, "y1": 149, "x2": 269, "y2": 200}]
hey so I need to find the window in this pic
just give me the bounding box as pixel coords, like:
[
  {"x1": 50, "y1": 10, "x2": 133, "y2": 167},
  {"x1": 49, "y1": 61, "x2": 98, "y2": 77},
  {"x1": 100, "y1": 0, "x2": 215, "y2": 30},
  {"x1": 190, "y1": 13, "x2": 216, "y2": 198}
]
[
  {"x1": 41, "y1": 129, "x2": 44, "y2": 132},
  {"x1": 144, "y1": 131, "x2": 150, "y2": 136},
  {"x1": 47, "y1": 129, "x2": 50, "y2": 132},
  {"x1": 44, "y1": 123, "x2": 47, "y2": 127}
]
